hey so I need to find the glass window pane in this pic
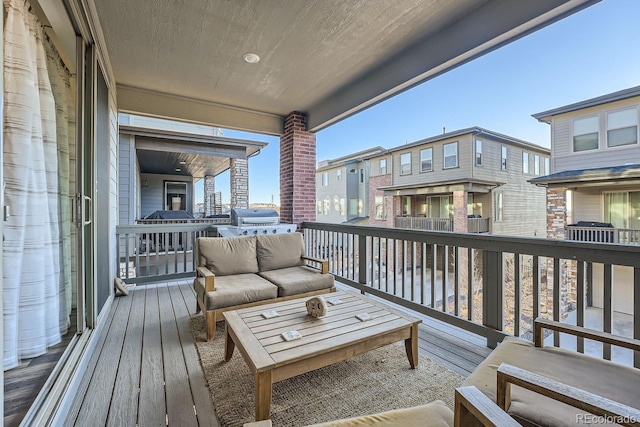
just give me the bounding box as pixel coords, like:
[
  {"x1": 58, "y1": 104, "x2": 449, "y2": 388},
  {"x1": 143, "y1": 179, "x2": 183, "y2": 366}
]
[
  {"x1": 522, "y1": 152, "x2": 529, "y2": 173},
  {"x1": 607, "y1": 127, "x2": 637, "y2": 147},
  {"x1": 629, "y1": 192, "x2": 640, "y2": 229},
  {"x1": 401, "y1": 153, "x2": 411, "y2": 175},
  {"x1": 574, "y1": 116, "x2": 598, "y2": 135},
  {"x1": 573, "y1": 133, "x2": 599, "y2": 151},
  {"x1": 604, "y1": 192, "x2": 627, "y2": 228},
  {"x1": 608, "y1": 108, "x2": 637, "y2": 129},
  {"x1": 420, "y1": 148, "x2": 432, "y2": 172},
  {"x1": 444, "y1": 142, "x2": 458, "y2": 168},
  {"x1": 429, "y1": 197, "x2": 440, "y2": 218}
]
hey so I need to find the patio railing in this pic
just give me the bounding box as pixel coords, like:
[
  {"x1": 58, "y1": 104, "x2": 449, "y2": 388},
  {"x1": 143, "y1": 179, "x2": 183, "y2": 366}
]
[
  {"x1": 135, "y1": 217, "x2": 231, "y2": 225},
  {"x1": 566, "y1": 226, "x2": 640, "y2": 245},
  {"x1": 395, "y1": 216, "x2": 453, "y2": 231},
  {"x1": 116, "y1": 223, "x2": 212, "y2": 283},
  {"x1": 467, "y1": 217, "x2": 490, "y2": 233},
  {"x1": 302, "y1": 222, "x2": 640, "y2": 367}
]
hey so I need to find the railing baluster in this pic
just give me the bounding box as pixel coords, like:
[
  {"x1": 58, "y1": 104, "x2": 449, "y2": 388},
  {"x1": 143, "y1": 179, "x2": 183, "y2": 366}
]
[
  {"x1": 411, "y1": 241, "x2": 416, "y2": 303},
  {"x1": 635, "y1": 267, "x2": 640, "y2": 368},
  {"x1": 401, "y1": 240, "x2": 407, "y2": 298},
  {"x1": 421, "y1": 242, "x2": 426, "y2": 305},
  {"x1": 577, "y1": 261, "x2": 585, "y2": 354},
  {"x1": 124, "y1": 233, "x2": 130, "y2": 279},
  {"x1": 533, "y1": 256, "x2": 540, "y2": 323},
  {"x1": 454, "y1": 246, "x2": 460, "y2": 317},
  {"x1": 514, "y1": 253, "x2": 521, "y2": 337},
  {"x1": 442, "y1": 245, "x2": 449, "y2": 313},
  {"x1": 468, "y1": 248, "x2": 474, "y2": 322},
  {"x1": 553, "y1": 258, "x2": 560, "y2": 347},
  {"x1": 431, "y1": 244, "x2": 437, "y2": 309},
  {"x1": 603, "y1": 263, "x2": 612, "y2": 360}
]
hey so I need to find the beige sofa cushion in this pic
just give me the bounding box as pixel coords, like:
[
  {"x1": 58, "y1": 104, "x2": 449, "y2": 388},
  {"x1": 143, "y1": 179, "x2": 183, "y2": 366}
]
[
  {"x1": 197, "y1": 236, "x2": 259, "y2": 276},
  {"x1": 258, "y1": 266, "x2": 334, "y2": 297},
  {"x1": 462, "y1": 336, "x2": 640, "y2": 426},
  {"x1": 193, "y1": 273, "x2": 277, "y2": 310},
  {"x1": 306, "y1": 400, "x2": 453, "y2": 427},
  {"x1": 256, "y1": 233, "x2": 304, "y2": 271}
]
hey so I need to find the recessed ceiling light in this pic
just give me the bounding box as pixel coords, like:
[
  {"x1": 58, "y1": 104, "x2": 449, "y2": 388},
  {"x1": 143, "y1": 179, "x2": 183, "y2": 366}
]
[
  {"x1": 243, "y1": 52, "x2": 260, "y2": 64},
  {"x1": 179, "y1": 161, "x2": 186, "y2": 165},
  {"x1": 175, "y1": 168, "x2": 181, "y2": 172}
]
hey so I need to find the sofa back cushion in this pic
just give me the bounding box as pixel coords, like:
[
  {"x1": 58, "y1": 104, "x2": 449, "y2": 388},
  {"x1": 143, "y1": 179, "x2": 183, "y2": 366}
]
[
  {"x1": 197, "y1": 236, "x2": 259, "y2": 276},
  {"x1": 256, "y1": 233, "x2": 304, "y2": 271}
]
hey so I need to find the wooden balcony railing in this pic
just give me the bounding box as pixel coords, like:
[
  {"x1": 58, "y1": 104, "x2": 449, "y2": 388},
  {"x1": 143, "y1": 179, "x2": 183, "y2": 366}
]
[
  {"x1": 566, "y1": 226, "x2": 640, "y2": 245},
  {"x1": 395, "y1": 216, "x2": 453, "y2": 231},
  {"x1": 302, "y1": 222, "x2": 640, "y2": 367},
  {"x1": 116, "y1": 223, "x2": 213, "y2": 283}
]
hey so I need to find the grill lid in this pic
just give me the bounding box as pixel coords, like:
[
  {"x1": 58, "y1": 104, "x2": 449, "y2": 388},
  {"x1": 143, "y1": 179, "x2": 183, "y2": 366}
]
[{"x1": 231, "y1": 208, "x2": 279, "y2": 226}]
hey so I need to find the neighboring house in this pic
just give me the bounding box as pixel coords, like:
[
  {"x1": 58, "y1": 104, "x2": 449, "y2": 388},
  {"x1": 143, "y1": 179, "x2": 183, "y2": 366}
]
[
  {"x1": 316, "y1": 147, "x2": 386, "y2": 224},
  {"x1": 368, "y1": 127, "x2": 550, "y2": 237},
  {"x1": 531, "y1": 85, "x2": 640, "y2": 316},
  {"x1": 118, "y1": 114, "x2": 267, "y2": 224}
]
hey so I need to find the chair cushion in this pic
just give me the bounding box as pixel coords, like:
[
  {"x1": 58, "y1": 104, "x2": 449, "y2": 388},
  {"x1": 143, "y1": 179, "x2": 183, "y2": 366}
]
[
  {"x1": 256, "y1": 233, "x2": 304, "y2": 271},
  {"x1": 306, "y1": 400, "x2": 453, "y2": 427},
  {"x1": 197, "y1": 236, "x2": 259, "y2": 276},
  {"x1": 193, "y1": 273, "x2": 277, "y2": 310},
  {"x1": 462, "y1": 336, "x2": 640, "y2": 426},
  {"x1": 258, "y1": 266, "x2": 334, "y2": 297}
]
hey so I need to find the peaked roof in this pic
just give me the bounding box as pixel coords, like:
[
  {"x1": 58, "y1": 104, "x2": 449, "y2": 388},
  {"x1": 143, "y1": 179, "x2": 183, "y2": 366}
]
[{"x1": 532, "y1": 85, "x2": 640, "y2": 123}]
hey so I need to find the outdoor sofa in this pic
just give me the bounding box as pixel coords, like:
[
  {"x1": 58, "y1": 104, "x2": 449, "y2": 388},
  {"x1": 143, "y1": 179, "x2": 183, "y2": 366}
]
[{"x1": 193, "y1": 233, "x2": 335, "y2": 341}]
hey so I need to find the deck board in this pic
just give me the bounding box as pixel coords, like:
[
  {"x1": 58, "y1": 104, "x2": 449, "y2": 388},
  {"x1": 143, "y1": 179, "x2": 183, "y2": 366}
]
[
  {"x1": 138, "y1": 285, "x2": 167, "y2": 426},
  {"x1": 108, "y1": 287, "x2": 145, "y2": 425},
  {"x1": 158, "y1": 282, "x2": 199, "y2": 427},
  {"x1": 67, "y1": 280, "x2": 490, "y2": 425},
  {"x1": 75, "y1": 292, "x2": 133, "y2": 424}
]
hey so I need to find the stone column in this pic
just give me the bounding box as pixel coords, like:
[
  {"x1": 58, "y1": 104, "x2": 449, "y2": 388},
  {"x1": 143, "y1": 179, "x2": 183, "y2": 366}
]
[
  {"x1": 230, "y1": 158, "x2": 249, "y2": 209},
  {"x1": 280, "y1": 111, "x2": 316, "y2": 228},
  {"x1": 204, "y1": 176, "x2": 215, "y2": 216},
  {"x1": 452, "y1": 190, "x2": 468, "y2": 233},
  {"x1": 546, "y1": 187, "x2": 573, "y2": 319}
]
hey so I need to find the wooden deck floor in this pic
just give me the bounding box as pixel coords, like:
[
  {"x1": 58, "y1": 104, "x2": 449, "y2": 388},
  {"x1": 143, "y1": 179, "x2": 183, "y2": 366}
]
[{"x1": 65, "y1": 279, "x2": 490, "y2": 425}]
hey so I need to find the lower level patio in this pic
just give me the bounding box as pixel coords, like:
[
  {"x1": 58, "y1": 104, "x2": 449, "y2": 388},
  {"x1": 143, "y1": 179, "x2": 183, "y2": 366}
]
[{"x1": 63, "y1": 279, "x2": 491, "y2": 426}]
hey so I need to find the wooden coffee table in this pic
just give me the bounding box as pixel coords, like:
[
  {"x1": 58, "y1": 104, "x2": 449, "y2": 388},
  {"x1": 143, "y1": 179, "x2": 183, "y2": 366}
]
[{"x1": 223, "y1": 290, "x2": 421, "y2": 421}]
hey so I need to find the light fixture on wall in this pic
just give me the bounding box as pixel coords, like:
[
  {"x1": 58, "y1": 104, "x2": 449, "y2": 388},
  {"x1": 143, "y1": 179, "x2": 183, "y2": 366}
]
[{"x1": 143, "y1": 177, "x2": 148, "y2": 187}]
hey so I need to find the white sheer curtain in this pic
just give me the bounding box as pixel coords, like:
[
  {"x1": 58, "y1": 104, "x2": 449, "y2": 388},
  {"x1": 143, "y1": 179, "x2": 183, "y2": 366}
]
[{"x1": 3, "y1": 0, "x2": 73, "y2": 370}]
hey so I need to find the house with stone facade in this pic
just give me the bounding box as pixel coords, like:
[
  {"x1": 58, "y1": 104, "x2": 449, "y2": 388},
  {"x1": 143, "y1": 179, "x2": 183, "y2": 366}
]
[
  {"x1": 531, "y1": 85, "x2": 640, "y2": 317},
  {"x1": 366, "y1": 127, "x2": 550, "y2": 237},
  {"x1": 117, "y1": 114, "x2": 267, "y2": 224},
  {"x1": 316, "y1": 147, "x2": 385, "y2": 223}
]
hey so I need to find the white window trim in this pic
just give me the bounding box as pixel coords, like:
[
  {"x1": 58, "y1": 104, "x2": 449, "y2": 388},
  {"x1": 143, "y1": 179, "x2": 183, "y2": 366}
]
[
  {"x1": 400, "y1": 153, "x2": 412, "y2": 175},
  {"x1": 420, "y1": 148, "x2": 433, "y2": 173},
  {"x1": 443, "y1": 142, "x2": 459, "y2": 169},
  {"x1": 606, "y1": 106, "x2": 639, "y2": 149},
  {"x1": 475, "y1": 139, "x2": 482, "y2": 167},
  {"x1": 571, "y1": 114, "x2": 600, "y2": 153},
  {"x1": 501, "y1": 145, "x2": 507, "y2": 171}
]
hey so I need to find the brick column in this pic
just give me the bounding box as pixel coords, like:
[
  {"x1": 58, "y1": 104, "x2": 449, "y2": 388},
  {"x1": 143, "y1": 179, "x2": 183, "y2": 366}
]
[
  {"x1": 230, "y1": 158, "x2": 248, "y2": 209},
  {"x1": 280, "y1": 112, "x2": 316, "y2": 227},
  {"x1": 204, "y1": 176, "x2": 215, "y2": 216},
  {"x1": 452, "y1": 190, "x2": 468, "y2": 233},
  {"x1": 547, "y1": 187, "x2": 567, "y2": 239}
]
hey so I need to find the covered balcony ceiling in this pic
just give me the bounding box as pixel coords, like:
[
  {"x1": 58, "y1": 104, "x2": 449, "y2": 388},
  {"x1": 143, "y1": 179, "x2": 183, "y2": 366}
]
[
  {"x1": 95, "y1": 0, "x2": 599, "y2": 135},
  {"x1": 120, "y1": 124, "x2": 266, "y2": 178}
]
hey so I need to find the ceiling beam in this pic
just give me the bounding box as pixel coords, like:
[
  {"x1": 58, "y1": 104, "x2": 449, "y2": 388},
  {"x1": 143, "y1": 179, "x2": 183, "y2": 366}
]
[
  {"x1": 135, "y1": 138, "x2": 247, "y2": 159},
  {"x1": 117, "y1": 85, "x2": 284, "y2": 136},
  {"x1": 307, "y1": 0, "x2": 599, "y2": 132}
]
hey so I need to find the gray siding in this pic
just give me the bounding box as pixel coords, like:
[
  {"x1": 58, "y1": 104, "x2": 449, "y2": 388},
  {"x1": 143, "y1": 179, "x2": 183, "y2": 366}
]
[
  {"x1": 140, "y1": 174, "x2": 194, "y2": 219},
  {"x1": 118, "y1": 134, "x2": 136, "y2": 225},
  {"x1": 316, "y1": 165, "x2": 348, "y2": 223},
  {"x1": 370, "y1": 155, "x2": 391, "y2": 176},
  {"x1": 392, "y1": 134, "x2": 474, "y2": 186},
  {"x1": 491, "y1": 181, "x2": 547, "y2": 237},
  {"x1": 549, "y1": 96, "x2": 640, "y2": 173}
]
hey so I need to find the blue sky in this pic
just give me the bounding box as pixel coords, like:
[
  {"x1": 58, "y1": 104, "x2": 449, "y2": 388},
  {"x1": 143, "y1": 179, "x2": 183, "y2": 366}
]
[{"x1": 201, "y1": 0, "x2": 640, "y2": 204}]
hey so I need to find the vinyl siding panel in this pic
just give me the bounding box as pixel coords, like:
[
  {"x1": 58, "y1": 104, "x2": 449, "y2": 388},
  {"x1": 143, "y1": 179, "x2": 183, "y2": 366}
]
[
  {"x1": 369, "y1": 155, "x2": 391, "y2": 177},
  {"x1": 118, "y1": 135, "x2": 132, "y2": 225},
  {"x1": 316, "y1": 165, "x2": 348, "y2": 223},
  {"x1": 491, "y1": 180, "x2": 546, "y2": 237},
  {"x1": 140, "y1": 174, "x2": 193, "y2": 218},
  {"x1": 550, "y1": 96, "x2": 640, "y2": 173},
  {"x1": 392, "y1": 134, "x2": 473, "y2": 186}
]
